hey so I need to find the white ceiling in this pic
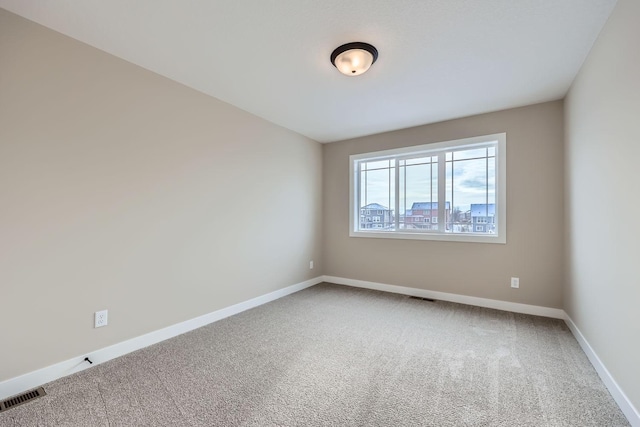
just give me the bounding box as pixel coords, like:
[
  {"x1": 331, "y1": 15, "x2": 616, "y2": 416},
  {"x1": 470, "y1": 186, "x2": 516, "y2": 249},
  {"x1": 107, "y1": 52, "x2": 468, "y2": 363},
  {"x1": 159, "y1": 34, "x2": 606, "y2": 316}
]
[{"x1": 0, "y1": 0, "x2": 617, "y2": 143}]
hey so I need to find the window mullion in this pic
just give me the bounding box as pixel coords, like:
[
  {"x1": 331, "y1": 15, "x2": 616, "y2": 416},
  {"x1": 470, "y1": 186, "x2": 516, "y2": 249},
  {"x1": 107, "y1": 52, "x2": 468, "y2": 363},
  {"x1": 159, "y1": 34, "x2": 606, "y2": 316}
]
[
  {"x1": 357, "y1": 161, "x2": 362, "y2": 231},
  {"x1": 437, "y1": 152, "x2": 446, "y2": 233},
  {"x1": 364, "y1": 167, "x2": 368, "y2": 214},
  {"x1": 486, "y1": 148, "x2": 489, "y2": 221},
  {"x1": 394, "y1": 158, "x2": 400, "y2": 231}
]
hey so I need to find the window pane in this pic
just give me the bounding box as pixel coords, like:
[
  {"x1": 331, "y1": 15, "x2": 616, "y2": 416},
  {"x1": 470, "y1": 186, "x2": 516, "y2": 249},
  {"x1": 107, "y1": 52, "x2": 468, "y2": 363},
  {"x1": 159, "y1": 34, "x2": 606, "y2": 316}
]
[
  {"x1": 405, "y1": 156, "x2": 435, "y2": 166},
  {"x1": 487, "y1": 157, "x2": 496, "y2": 205},
  {"x1": 359, "y1": 162, "x2": 395, "y2": 231},
  {"x1": 446, "y1": 149, "x2": 496, "y2": 234},
  {"x1": 400, "y1": 160, "x2": 438, "y2": 231},
  {"x1": 452, "y1": 147, "x2": 488, "y2": 161},
  {"x1": 363, "y1": 160, "x2": 391, "y2": 171}
]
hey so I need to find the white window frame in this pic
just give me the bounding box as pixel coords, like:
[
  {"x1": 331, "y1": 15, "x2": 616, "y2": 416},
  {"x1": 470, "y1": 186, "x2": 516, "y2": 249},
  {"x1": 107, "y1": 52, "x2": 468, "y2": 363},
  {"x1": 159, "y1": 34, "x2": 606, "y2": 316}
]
[{"x1": 349, "y1": 133, "x2": 506, "y2": 244}]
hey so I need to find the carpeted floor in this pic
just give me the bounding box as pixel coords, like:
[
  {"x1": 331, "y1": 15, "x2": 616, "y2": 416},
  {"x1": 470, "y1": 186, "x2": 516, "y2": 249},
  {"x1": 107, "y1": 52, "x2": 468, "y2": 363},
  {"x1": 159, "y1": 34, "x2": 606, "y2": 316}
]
[{"x1": 0, "y1": 283, "x2": 629, "y2": 426}]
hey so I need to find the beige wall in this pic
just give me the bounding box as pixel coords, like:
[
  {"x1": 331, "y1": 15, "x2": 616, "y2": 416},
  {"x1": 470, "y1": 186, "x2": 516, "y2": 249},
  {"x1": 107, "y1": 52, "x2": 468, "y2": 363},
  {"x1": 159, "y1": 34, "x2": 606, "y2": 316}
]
[
  {"x1": 323, "y1": 101, "x2": 564, "y2": 308},
  {"x1": 0, "y1": 9, "x2": 322, "y2": 382},
  {"x1": 565, "y1": 0, "x2": 640, "y2": 412}
]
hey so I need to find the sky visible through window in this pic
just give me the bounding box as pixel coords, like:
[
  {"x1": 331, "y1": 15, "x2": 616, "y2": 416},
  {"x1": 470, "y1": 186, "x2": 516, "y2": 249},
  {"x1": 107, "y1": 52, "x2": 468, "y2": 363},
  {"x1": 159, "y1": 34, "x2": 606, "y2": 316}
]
[{"x1": 361, "y1": 148, "x2": 495, "y2": 215}]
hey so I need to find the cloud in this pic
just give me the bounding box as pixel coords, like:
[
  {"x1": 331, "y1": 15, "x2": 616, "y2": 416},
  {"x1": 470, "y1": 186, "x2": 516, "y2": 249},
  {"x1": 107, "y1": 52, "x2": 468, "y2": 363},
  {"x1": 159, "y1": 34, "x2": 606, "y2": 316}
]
[{"x1": 361, "y1": 154, "x2": 496, "y2": 212}]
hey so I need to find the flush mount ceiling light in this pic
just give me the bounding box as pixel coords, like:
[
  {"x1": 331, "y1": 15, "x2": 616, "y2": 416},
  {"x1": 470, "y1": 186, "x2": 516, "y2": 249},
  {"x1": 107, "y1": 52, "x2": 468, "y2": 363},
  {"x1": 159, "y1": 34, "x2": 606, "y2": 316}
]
[{"x1": 330, "y1": 42, "x2": 378, "y2": 76}]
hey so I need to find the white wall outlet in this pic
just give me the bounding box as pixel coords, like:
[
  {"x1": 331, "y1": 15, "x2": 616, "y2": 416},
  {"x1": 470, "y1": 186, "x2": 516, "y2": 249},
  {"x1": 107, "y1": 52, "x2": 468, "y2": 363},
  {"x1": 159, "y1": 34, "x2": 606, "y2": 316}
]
[
  {"x1": 95, "y1": 310, "x2": 108, "y2": 328},
  {"x1": 309, "y1": 260, "x2": 314, "y2": 269},
  {"x1": 510, "y1": 277, "x2": 520, "y2": 289}
]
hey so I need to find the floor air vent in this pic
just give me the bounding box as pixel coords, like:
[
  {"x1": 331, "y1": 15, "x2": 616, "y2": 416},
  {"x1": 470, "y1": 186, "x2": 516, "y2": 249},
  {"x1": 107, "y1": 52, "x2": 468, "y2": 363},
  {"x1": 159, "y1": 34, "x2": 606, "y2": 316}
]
[
  {"x1": 410, "y1": 296, "x2": 436, "y2": 302},
  {"x1": 0, "y1": 387, "x2": 46, "y2": 412}
]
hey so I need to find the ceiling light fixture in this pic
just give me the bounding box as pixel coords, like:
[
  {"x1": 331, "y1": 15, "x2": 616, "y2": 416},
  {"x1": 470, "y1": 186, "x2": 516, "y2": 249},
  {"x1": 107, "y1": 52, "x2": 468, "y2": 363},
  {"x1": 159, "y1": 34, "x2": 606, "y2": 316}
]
[{"x1": 330, "y1": 42, "x2": 378, "y2": 76}]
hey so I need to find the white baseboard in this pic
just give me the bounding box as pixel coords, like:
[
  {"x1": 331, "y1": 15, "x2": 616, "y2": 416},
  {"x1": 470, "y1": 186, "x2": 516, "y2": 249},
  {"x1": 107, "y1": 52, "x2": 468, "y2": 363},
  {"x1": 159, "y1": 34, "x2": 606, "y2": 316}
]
[
  {"x1": 563, "y1": 314, "x2": 640, "y2": 427},
  {"x1": 0, "y1": 276, "x2": 323, "y2": 401},
  {"x1": 321, "y1": 275, "x2": 565, "y2": 319},
  {"x1": 3, "y1": 275, "x2": 637, "y2": 427}
]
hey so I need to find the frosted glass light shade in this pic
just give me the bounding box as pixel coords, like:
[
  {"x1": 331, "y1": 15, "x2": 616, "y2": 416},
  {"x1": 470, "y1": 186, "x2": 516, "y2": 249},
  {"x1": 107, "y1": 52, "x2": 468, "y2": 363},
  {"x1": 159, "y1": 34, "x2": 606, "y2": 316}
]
[
  {"x1": 331, "y1": 42, "x2": 378, "y2": 77},
  {"x1": 334, "y1": 49, "x2": 374, "y2": 76}
]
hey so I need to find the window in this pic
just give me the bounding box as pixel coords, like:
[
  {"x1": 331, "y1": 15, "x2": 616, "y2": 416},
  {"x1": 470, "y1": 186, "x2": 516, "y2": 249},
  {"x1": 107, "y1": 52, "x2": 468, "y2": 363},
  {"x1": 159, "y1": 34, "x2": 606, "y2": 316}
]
[{"x1": 350, "y1": 133, "x2": 506, "y2": 243}]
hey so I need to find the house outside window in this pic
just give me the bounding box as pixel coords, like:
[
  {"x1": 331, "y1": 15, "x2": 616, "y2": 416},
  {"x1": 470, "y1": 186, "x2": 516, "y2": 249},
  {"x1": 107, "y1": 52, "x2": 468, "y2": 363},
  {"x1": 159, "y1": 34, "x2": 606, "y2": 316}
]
[
  {"x1": 359, "y1": 203, "x2": 393, "y2": 229},
  {"x1": 404, "y1": 202, "x2": 446, "y2": 230},
  {"x1": 471, "y1": 203, "x2": 496, "y2": 233}
]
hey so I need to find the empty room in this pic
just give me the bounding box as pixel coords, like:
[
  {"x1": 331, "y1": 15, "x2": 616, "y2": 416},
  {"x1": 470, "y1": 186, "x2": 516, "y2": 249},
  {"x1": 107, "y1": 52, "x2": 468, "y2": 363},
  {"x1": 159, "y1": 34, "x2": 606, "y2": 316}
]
[{"x1": 0, "y1": 0, "x2": 638, "y2": 426}]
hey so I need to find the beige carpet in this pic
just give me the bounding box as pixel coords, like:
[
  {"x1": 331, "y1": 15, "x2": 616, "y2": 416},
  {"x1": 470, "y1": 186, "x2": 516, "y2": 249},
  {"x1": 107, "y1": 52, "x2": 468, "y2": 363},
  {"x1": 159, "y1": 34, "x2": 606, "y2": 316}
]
[{"x1": 0, "y1": 283, "x2": 629, "y2": 426}]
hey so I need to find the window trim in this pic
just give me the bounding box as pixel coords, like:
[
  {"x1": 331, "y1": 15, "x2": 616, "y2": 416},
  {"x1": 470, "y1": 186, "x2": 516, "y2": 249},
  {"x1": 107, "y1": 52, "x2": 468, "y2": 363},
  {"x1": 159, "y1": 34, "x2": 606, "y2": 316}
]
[{"x1": 349, "y1": 133, "x2": 506, "y2": 244}]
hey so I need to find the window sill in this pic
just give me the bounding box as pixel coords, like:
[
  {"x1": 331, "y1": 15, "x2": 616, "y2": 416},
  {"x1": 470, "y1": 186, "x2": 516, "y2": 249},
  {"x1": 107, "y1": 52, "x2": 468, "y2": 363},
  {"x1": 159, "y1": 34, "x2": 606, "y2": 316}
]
[{"x1": 349, "y1": 230, "x2": 506, "y2": 244}]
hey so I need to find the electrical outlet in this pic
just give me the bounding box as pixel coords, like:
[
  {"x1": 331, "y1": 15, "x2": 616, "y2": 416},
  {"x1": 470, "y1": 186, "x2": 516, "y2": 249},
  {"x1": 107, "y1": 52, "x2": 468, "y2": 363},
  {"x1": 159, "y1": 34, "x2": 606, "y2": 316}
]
[
  {"x1": 309, "y1": 260, "x2": 314, "y2": 269},
  {"x1": 510, "y1": 277, "x2": 520, "y2": 289},
  {"x1": 95, "y1": 310, "x2": 108, "y2": 328}
]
